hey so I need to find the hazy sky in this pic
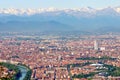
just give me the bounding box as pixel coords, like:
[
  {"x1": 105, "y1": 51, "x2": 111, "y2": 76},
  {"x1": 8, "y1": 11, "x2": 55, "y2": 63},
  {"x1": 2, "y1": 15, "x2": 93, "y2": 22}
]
[{"x1": 0, "y1": 0, "x2": 120, "y2": 9}]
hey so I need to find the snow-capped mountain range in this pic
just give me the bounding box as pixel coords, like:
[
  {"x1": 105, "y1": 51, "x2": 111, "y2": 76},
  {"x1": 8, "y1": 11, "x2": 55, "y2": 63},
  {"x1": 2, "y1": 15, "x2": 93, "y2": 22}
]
[{"x1": 0, "y1": 7, "x2": 120, "y2": 16}]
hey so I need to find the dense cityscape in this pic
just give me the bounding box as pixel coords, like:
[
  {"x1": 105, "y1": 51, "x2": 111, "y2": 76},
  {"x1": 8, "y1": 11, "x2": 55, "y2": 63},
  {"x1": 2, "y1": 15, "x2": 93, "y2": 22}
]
[{"x1": 0, "y1": 32, "x2": 120, "y2": 80}]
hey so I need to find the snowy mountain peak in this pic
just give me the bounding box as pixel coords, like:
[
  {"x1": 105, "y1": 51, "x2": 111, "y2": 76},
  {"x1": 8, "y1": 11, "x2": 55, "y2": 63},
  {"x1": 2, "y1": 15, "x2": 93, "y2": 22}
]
[{"x1": 0, "y1": 7, "x2": 120, "y2": 16}]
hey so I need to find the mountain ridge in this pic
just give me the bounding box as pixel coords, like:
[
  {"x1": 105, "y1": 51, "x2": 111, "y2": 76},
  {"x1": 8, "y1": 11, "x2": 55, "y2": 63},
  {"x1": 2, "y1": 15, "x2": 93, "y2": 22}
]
[{"x1": 0, "y1": 7, "x2": 120, "y2": 32}]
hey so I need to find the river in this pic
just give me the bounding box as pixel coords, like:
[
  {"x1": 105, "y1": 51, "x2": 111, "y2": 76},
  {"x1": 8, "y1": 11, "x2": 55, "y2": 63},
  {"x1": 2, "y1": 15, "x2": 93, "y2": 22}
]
[{"x1": 17, "y1": 65, "x2": 28, "y2": 80}]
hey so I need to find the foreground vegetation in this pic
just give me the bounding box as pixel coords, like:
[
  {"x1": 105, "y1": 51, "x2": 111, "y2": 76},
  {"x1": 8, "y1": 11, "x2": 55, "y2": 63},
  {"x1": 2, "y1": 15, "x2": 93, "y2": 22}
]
[
  {"x1": 0, "y1": 62, "x2": 21, "y2": 80},
  {"x1": 0, "y1": 62, "x2": 32, "y2": 80}
]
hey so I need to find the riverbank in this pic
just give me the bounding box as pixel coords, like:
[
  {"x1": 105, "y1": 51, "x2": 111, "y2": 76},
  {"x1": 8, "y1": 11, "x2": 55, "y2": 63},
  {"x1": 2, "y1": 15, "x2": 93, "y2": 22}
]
[
  {"x1": 18, "y1": 64, "x2": 32, "y2": 80},
  {"x1": 0, "y1": 62, "x2": 32, "y2": 80},
  {"x1": 0, "y1": 62, "x2": 21, "y2": 80},
  {"x1": 17, "y1": 65, "x2": 28, "y2": 80}
]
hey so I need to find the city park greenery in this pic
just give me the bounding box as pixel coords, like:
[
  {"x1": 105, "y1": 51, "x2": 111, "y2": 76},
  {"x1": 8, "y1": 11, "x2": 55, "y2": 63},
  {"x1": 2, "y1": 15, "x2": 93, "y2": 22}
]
[
  {"x1": 23, "y1": 70, "x2": 32, "y2": 80},
  {"x1": 76, "y1": 56, "x2": 116, "y2": 60},
  {"x1": 71, "y1": 56, "x2": 120, "y2": 79},
  {"x1": 67, "y1": 62, "x2": 92, "y2": 68},
  {"x1": 72, "y1": 64, "x2": 120, "y2": 79}
]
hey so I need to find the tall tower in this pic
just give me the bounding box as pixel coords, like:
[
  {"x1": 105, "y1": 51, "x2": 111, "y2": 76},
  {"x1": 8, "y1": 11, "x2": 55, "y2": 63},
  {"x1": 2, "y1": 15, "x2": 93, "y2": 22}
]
[
  {"x1": 58, "y1": 55, "x2": 62, "y2": 61},
  {"x1": 94, "y1": 40, "x2": 98, "y2": 50}
]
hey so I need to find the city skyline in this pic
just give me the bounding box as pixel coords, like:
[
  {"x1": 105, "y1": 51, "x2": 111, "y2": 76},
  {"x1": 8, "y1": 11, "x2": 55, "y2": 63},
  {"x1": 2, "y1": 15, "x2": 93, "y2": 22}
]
[{"x1": 1, "y1": 0, "x2": 120, "y2": 80}]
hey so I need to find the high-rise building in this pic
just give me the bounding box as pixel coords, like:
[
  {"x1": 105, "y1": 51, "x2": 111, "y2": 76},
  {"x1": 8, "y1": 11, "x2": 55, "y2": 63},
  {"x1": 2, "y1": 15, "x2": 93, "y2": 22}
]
[
  {"x1": 58, "y1": 55, "x2": 62, "y2": 61},
  {"x1": 94, "y1": 40, "x2": 99, "y2": 50}
]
